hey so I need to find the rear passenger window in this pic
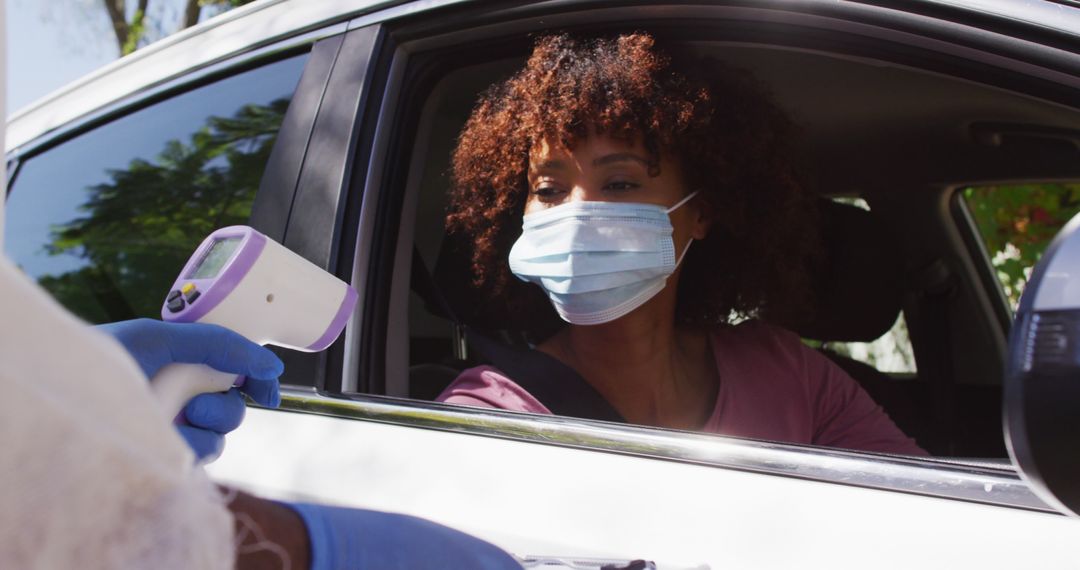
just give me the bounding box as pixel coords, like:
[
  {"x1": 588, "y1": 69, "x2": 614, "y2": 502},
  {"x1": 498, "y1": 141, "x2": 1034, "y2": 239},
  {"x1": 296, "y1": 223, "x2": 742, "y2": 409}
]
[
  {"x1": 811, "y1": 315, "x2": 917, "y2": 374},
  {"x1": 4, "y1": 54, "x2": 308, "y2": 323},
  {"x1": 962, "y1": 183, "x2": 1080, "y2": 312}
]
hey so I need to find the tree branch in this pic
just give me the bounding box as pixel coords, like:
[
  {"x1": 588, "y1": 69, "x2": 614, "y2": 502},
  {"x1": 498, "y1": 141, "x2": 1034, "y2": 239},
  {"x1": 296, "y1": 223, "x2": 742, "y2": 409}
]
[
  {"x1": 183, "y1": 0, "x2": 201, "y2": 29},
  {"x1": 101, "y1": 0, "x2": 128, "y2": 52}
]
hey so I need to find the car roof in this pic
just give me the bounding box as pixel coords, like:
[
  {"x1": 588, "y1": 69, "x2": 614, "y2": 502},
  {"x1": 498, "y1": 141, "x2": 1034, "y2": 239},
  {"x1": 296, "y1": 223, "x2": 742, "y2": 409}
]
[
  {"x1": 4, "y1": 0, "x2": 447, "y2": 154},
  {"x1": 6, "y1": 0, "x2": 1079, "y2": 155},
  {"x1": 928, "y1": 0, "x2": 1080, "y2": 35}
]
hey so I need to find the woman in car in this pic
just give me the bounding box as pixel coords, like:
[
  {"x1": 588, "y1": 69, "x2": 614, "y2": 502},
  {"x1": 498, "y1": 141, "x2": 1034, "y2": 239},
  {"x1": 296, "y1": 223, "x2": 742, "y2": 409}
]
[{"x1": 436, "y1": 32, "x2": 925, "y2": 456}]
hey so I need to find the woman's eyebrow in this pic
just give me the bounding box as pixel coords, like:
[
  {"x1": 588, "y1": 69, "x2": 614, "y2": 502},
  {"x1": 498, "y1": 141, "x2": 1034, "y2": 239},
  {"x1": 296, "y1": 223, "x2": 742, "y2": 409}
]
[
  {"x1": 593, "y1": 153, "x2": 649, "y2": 167},
  {"x1": 532, "y1": 158, "x2": 569, "y2": 171}
]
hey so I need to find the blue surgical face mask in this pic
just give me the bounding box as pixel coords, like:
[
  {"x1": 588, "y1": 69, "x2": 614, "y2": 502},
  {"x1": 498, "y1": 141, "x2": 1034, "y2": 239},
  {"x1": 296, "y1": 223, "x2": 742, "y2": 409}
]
[{"x1": 508, "y1": 191, "x2": 699, "y2": 325}]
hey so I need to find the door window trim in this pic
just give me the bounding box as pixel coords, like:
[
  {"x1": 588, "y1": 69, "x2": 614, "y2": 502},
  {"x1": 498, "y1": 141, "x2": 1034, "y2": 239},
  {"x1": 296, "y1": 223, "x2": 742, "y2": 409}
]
[
  {"x1": 950, "y1": 186, "x2": 1018, "y2": 335},
  {"x1": 277, "y1": 388, "x2": 1054, "y2": 513}
]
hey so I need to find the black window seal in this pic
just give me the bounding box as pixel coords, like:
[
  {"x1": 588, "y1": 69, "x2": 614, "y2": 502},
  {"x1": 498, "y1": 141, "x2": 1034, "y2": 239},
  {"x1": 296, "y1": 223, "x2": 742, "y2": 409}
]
[
  {"x1": 277, "y1": 24, "x2": 387, "y2": 393},
  {"x1": 4, "y1": 158, "x2": 21, "y2": 198},
  {"x1": 249, "y1": 35, "x2": 346, "y2": 245}
]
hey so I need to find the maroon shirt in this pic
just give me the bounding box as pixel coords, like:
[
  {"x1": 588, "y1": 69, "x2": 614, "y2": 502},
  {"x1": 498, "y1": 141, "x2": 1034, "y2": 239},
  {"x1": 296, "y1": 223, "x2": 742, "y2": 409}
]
[{"x1": 437, "y1": 320, "x2": 927, "y2": 456}]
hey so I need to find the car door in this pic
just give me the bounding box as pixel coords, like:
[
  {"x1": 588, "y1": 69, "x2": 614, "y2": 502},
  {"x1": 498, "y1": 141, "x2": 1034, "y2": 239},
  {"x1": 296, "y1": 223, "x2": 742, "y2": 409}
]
[{"x1": 209, "y1": 1, "x2": 1080, "y2": 567}]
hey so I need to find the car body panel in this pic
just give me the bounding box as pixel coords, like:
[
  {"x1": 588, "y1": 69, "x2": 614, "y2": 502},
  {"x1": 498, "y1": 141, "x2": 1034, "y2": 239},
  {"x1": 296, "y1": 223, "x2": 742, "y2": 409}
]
[{"x1": 210, "y1": 402, "x2": 1080, "y2": 568}]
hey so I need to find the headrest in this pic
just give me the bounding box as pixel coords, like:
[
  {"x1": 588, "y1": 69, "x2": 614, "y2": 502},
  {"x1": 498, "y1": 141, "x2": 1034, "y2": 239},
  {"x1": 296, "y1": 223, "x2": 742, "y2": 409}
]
[{"x1": 790, "y1": 199, "x2": 905, "y2": 343}]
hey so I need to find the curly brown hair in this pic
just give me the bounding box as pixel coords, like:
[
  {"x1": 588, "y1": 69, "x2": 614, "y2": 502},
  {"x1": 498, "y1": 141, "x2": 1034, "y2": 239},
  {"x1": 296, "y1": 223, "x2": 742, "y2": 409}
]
[{"x1": 446, "y1": 32, "x2": 820, "y2": 334}]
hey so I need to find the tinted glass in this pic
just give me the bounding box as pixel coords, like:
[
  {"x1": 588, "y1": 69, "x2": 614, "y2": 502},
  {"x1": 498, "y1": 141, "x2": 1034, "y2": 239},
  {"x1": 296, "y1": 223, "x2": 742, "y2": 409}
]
[
  {"x1": 963, "y1": 183, "x2": 1080, "y2": 313},
  {"x1": 4, "y1": 53, "x2": 308, "y2": 323},
  {"x1": 190, "y1": 237, "x2": 243, "y2": 279}
]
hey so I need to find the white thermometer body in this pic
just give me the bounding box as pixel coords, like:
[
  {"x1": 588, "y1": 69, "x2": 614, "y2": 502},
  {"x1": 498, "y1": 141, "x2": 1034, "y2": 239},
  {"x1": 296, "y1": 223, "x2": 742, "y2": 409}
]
[{"x1": 153, "y1": 226, "x2": 357, "y2": 418}]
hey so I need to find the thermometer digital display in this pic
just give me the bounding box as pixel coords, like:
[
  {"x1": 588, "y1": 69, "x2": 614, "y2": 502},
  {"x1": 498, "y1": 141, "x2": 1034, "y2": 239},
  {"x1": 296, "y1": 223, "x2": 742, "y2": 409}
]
[{"x1": 188, "y1": 236, "x2": 242, "y2": 279}]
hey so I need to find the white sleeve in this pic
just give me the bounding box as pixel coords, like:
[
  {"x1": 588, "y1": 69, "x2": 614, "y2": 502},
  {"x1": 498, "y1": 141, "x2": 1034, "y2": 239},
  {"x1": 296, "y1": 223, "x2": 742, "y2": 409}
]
[{"x1": 0, "y1": 255, "x2": 235, "y2": 569}]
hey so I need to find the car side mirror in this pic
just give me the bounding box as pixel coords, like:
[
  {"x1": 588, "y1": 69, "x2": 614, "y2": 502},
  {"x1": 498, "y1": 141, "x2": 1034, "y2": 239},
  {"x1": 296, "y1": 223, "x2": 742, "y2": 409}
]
[{"x1": 1005, "y1": 212, "x2": 1080, "y2": 517}]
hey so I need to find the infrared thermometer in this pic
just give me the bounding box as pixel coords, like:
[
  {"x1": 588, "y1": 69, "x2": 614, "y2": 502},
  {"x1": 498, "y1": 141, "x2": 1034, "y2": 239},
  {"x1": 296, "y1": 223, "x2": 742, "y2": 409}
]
[{"x1": 152, "y1": 226, "x2": 357, "y2": 418}]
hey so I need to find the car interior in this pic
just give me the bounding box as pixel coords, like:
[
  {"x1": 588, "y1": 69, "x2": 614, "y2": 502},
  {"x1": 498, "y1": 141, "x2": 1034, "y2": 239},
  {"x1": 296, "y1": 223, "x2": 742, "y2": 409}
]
[{"x1": 369, "y1": 27, "x2": 1080, "y2": 459}]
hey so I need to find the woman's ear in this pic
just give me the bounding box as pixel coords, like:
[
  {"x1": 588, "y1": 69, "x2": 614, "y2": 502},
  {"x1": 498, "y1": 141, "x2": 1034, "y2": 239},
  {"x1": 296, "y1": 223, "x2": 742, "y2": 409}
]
[{"x1": 691, "y1": 194, "x2": 714, "y2": 240}]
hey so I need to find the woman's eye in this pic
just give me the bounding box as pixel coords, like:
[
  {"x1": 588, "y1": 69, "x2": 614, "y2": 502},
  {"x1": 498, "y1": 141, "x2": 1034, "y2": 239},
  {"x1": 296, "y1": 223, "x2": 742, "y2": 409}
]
[
  {"x1": 604, "y1": 180, "x2": 640, "y2": 192},
  {"x1": 532, "y1": 185, "x2": 564, "y2": 198}
]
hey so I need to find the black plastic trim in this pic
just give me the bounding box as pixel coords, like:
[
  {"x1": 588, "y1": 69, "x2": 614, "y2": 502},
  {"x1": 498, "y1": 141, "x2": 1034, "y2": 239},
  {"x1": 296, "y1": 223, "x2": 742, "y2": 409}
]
[
  {"x1": 250, "y1": 36, "x2": 344, "y2": 243},
  {"x1": 4, "y1": 158, "x2": 21, "y2": 195},
  {"x1": 352, "y1": 45, "x2": 445, "y2": 396},
  {"x1": 283, "y1": 26, "x2": 381, "y2": 269},
  {"x1": 283, "y1": 24, "x2": 385, "y2": 392},
  {"x1": 337, "y1": 29, "x2": 399, "y2": 396},
  {"x1": 950, "y1": 189, "x2": 1024, "y2": 337}
]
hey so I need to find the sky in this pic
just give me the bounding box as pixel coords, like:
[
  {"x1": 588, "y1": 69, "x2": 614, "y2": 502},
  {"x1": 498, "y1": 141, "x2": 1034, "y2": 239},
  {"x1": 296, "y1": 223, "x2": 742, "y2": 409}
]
[
  {"x1": 5, "y1": 0, "x2": 226, "y2": 117},
  {"x1": 6, "y1": 0, "x2": 117, "y2": 116}
]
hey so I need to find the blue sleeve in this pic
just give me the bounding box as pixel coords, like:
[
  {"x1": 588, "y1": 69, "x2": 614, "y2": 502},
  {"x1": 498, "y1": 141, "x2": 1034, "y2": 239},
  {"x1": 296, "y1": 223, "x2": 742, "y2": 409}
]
[{"x1": 283, "y1": 502, "x2": 522, "y2": 570}]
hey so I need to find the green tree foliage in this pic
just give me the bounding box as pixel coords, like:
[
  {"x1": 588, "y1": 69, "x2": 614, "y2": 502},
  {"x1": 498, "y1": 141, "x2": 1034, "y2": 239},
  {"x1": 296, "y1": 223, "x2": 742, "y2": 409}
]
[
  {"x1": 963, "y1": 183, "x2": 1080, "y2": 309},
  {"x1": 39, "y1": 99, "x2": 289, "y2": 323}
]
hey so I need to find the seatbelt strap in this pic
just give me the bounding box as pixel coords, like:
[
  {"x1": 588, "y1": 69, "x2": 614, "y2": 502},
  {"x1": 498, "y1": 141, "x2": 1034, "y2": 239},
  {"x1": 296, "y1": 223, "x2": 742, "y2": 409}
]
[
  {"x1": 411, "y1": 247, "x2": 626, "y2": 422},
  {"x1": 464, "y1": 331, "x2": 626, "y2": 422},
  {"x1": 914, "y1": 259, "x2": 957, "y2": 455}
]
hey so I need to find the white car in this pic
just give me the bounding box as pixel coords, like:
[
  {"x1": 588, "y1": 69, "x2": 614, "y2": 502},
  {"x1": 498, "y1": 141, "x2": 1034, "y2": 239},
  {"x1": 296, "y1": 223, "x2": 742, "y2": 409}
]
[{"x1": 6, "y1": 0, "x2": 1080, "y2": 567}]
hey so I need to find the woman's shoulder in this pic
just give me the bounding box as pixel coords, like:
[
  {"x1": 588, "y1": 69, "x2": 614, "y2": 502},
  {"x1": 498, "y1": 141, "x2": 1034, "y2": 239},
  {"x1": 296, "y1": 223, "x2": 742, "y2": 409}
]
[
  {"x1": 708, "y1": 319, "x2": 823, "y2": 394},
  {"x1": 435, "y1": 365, "x2": 553, "y2": 414},
  {"x1": 711, "y1": 319, "x2": 806, "y2": 356}
]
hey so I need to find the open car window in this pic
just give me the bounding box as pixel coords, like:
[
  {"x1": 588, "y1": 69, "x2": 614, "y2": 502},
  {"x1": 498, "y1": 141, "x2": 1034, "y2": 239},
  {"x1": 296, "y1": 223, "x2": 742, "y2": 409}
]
[
  {"x1": 962, "y1": 183, "x2": 1080, "y2": 314},
  {"x1": 378, "y1": 29, "x2": 1080, "y2": 461},
  {"x1": 369, "y1": 32, "x2": 1071, "y2": 457}
]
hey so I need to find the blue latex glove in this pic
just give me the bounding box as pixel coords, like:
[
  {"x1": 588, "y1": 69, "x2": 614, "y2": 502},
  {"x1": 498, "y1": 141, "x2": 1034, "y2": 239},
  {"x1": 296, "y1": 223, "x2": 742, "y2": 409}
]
[
  {"x1": 285, "y1": 502, "x2": 523, "y2": 570},
  {"x1": 98, "y1": 318, "x2": 284, "y2": 460}
]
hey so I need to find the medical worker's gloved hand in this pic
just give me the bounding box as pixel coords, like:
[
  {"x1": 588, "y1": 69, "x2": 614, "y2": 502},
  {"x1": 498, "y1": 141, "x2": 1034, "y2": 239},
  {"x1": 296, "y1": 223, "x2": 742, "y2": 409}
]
[
  {"x1": 284, "y1": 502, "x2": 523, "y2": 570},
  {"x1": 98, "y1": 318, "x2": 284, "y2": 460}
]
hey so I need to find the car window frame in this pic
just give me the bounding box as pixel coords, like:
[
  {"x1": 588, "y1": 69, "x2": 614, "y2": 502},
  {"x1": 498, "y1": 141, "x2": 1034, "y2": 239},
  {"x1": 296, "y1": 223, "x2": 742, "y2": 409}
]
[
  {"x1": 950, "y1": 186, "x2": 1019, "y2": 337},
  {"x1": 320, "y1": 0, "x2": 1080, "y2": 471},
  {"x1": 340, "y1": 0, "x2": 1080, "y2": 397},
  {"x1": 239, "y1": 0, "x2": 1080, "y2": 510}
]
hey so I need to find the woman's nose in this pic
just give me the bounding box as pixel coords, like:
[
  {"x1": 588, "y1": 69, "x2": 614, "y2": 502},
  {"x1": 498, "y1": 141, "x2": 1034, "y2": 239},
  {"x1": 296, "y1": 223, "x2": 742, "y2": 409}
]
[{"x1": 567, "y1": 186, "x2": 603, "y2": 203}]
